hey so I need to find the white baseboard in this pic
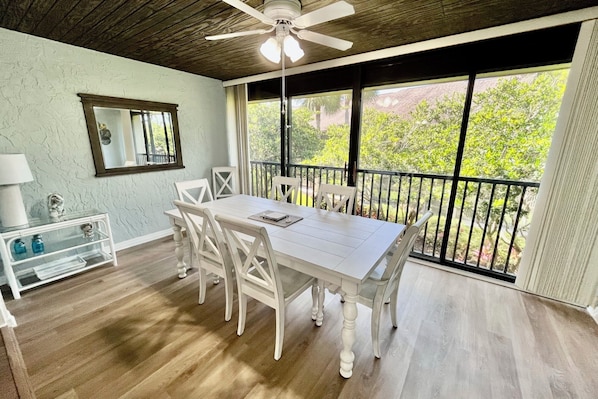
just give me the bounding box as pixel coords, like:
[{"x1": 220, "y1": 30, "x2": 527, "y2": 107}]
[
  {"x1": 114, "y1": 228, "x2": 173, "y2": 252},
  {"x1": 588, "y1": 306, "x2": 598, "y2": 325}
]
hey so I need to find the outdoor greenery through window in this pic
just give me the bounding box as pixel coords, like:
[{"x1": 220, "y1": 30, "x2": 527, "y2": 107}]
[
  {"x1": 360, "y1": 79, "x2": 467, "y2": 173},
  {"x1": 291, "y1": 90, "x2": 351, "y2": 166},
  {"x1": 247, "y1": 67, "x2": 570, "y2": 280},
  {"x1": 248, "y1": 99, "x2": 281, "y2": 163}
]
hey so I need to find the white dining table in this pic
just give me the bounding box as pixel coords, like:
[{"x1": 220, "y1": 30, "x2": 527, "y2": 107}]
[{"x1": 164, "y1": 194, "x2": 405, "y2": 378}]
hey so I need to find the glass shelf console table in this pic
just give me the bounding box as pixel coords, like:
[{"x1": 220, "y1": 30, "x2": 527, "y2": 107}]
[{"x1": 0, "y1": 210, "x2": 117, "y2": 299}]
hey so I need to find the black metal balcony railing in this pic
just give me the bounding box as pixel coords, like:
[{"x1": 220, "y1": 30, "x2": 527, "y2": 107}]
[
  {"x1": 250, "y1": 161, "x2": 540, "y2": 282},
  {"x1": 136, "y1": 153, "x2": 175, "y2": 165}
]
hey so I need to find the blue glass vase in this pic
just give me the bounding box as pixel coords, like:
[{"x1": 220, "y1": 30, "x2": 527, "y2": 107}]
[
  {"x1": 32, "y1": 234, "x2": 45, "y2": 254},
  {"x1": 13, "y1": 239, "x2": 27, "y2": 255}
]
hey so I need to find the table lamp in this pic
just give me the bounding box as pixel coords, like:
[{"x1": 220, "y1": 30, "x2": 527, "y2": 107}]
[{"x1": 0, "y1": 154, "x2": 34, "y2": 228}]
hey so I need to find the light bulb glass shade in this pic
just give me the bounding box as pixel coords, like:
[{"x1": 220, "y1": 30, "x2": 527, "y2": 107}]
[
  {"x1": 283, "y1": 35, "x2": 304, "y2": 62},
  {"x1": 260, "y1": 37, "x2": 281, "y2": 64},
  {"x1": 0, "y1": 154, "x2": 34, "y2": 185}
]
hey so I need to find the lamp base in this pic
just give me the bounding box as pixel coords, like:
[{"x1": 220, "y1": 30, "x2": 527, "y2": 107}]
[{"x1": 0, "y1": 184, "x2": 29, "y2": 229}]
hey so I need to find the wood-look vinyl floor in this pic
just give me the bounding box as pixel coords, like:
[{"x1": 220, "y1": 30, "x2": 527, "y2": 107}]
[{"x1": 4, "y1": 237, "x2": 598, "y2": 399}]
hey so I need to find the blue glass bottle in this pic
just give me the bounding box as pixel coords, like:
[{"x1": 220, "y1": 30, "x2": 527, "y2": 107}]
[
  {"x1": 31, "y1": 234, "x2": 45, "y2": 254},
  {"x1": 13, "y1": 238, "x2": 27, "y2": 255}
]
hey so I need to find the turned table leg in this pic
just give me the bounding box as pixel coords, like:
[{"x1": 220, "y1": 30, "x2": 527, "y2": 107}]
[
  {"x1": 339, "y1": 288, "x2": 358, "y2": 378},
  {"x1": 171, "y1": 223, "x2": 188, "y2": 278}
]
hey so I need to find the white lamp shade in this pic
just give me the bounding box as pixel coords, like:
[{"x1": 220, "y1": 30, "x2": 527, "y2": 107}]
[
  {"x1": 283, "y1": 35, "x2": 304, "y2": 62},
  {"x1": 260, "y1": 37, "x2": 281, "y2": 64},
  {"x1": 0, "y1": 154, "x2": 34, "y2": 185}
]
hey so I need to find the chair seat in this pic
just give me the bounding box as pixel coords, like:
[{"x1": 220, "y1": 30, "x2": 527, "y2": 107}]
[
  {"x1": 249, "y1": 265, "x2": 314, "y2": 301},
  {"x1": 358, "y1": 259, "x2": 388, "y2": 303},
  {"x1": 279, "y1": 266, "x2": 315, "y2": 300}
]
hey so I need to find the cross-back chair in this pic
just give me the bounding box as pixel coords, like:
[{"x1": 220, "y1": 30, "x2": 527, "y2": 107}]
[
  {"x1": 215, "y1": 213, "x2": 321, "y2": 360},
  {"x1": 174, "y1": 178, "x2": 214, "y2": 204},
  {"x1": 174, "y1": 200, "x2": 234, "y2": 321},
  {"x1": 212, "y1": 166, "x2": 238, "y2": 200},
  {"x1": 358, "y1": 210, "x2": 433, "y2": 358},
  {"x1": 315, "y1": 183, "x2": 357, "y2": 214},
  {"x1": 270, "y1": 176, "x2": 300, "y2": 203},
  {"x1": 174, "y1": 178, "x2": 215, "y2": 278}
]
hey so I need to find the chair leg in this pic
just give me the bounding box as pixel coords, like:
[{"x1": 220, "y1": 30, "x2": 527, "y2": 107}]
[
  {"x1": 316, "y1": 281, "x2": 324, "y2": 327},
  {"x1": 198, "y1": 268, "x2": 207, "y2": 304},
  {"x1": 274, "y1": 306, "x2": 285, "y2": 360},
  {"x1": 371, "y1": 298, "x2": 384, "y2": 359},
  {"x1": 311, "y1": 282, "x2": 318, "y2": 321},
  {"x1": 187, "y1": 236, "x2": 193, "y2": 270},
  {"x1": 237, "y1": 293, "x2": 247, "y2": 336},
  {"x1": 224, "y1": 275, "x2": 233, "y2": 322},
  {"x1": 390, "y1": 287, "x2": 399, "y2": 328}
]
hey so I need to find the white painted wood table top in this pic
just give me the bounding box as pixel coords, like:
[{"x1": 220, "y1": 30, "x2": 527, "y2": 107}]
[{"x1": 164, "y1": 194, "x2": 405, "y2": 378}]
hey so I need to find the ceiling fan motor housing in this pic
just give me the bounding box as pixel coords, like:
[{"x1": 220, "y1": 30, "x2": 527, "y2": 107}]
[{"x1": 264, "y1": 0, "x2": 301, "y2": 21}]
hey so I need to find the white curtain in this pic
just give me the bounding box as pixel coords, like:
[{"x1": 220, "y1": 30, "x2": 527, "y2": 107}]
[
  {"x1": 225, "y1": 84, "x2": 251, "y2": 194},
  {"x1": 517, "y1": 20, "x2": 598, "y2": 307}
]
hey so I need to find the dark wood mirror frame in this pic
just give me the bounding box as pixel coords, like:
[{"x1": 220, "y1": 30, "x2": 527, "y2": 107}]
[{"x1": 78, "y1": 93, "x2": 184, "y2": 177}]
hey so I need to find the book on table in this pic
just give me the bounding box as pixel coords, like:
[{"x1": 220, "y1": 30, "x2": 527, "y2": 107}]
[{"x1": 261, "y1": 211, "x2": 288, "y2": 222}]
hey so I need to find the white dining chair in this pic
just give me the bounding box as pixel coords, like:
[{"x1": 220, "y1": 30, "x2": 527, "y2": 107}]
[
  {"x1": 216, "y1": 213, "x2": 321, "y2": 360},
  {"x1": 270, "y1": 176, "x2": 300, "y2": 203},
  {"x1": 174, "y1": 178, "x2": 214, "y2": 204},
  {"x1": 358, "y1": 210, "x2": 433, "y2": 358},
  {"x1": 174, "y1": 178, "x2": 215, "y2": 279},
  {"x1": 174, "y1": 201, "x2": 235, "y2": 321},
  {"x1": 212, "y1": 166, "x2": 238, "y2": 199},
  {"x1": 315, "y1": 183, "x2": 357, "y2": 214}
]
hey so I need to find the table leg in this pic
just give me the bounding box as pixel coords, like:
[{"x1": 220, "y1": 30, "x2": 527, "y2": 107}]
[
  {"x1": 171, "y1": 223, "x2": 188, "y2": 278},
  {"x1": 340, "y1": 290, "x2": 358, "y2": 378}
]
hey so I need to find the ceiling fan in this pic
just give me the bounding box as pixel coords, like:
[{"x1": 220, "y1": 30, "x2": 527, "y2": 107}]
[{"x1": 206, "y1": 0, "x2": 355, "y2": 60}]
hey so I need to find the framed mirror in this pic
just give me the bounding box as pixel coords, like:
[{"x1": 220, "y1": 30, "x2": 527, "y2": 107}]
[{"x1": 78, "y1": 93, "x2": 184, "y2": 177}]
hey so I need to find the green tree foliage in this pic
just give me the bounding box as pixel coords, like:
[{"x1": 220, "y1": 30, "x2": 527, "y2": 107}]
[
  {"x1": 290, "y1": 107, "x2": 323, "y2": 163},
  {"x1": 248, "y1": 101, "x2": 280, "y2": 162},
  {"x1": 248, "y1": 100, "x2": 324, "y2": 164},
  {"x1": 463, "y1": 72, "x2": 567, "y2": 180}
]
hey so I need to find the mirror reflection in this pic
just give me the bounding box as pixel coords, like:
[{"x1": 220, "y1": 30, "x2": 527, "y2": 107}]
[{"x1": 78, "y1": 94, "x2": 184, "y2": 177}]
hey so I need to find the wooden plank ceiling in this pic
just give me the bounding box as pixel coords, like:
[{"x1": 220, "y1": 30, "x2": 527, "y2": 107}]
[{"x1": 0, "y1": 0, "x2": 595, "y2": 81}]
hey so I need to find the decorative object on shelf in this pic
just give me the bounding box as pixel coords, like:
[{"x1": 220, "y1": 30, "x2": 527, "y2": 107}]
[
  {"x1": 47, "y1": 192, "x2": 65, "y2": 221},
  {"x1": 31, "y1": 234, "x2": 45, "y2": 254},
  {"x1": 0, "y1": 153, "x2": 35, "y2": 228},
  {"x1": 98, "y1": 122, "x2": 112, "y2": 145},
  {"x1": 12, "y1": 238, "x2": 26, "y2": 255},
  {"x1": 80, "y1": 223, "x2": 94, "y2": 239}
]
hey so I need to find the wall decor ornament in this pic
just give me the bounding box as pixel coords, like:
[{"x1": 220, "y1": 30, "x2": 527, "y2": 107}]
[
  {"x1": 98, "y1": 122, "x2": 112, "y2": 145},
  {"x1": 47, "y1": 193, "x2": 65, "y2": 221}
]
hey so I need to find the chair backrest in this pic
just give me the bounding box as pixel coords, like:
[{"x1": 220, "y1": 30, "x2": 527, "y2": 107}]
[
  {"x1": 212, "y1": 166, "x2": 238, "y2": 199},
  {"x1": 216, "y1": 214, "x2": 282, "y2": 307},
  {"x1": 379, "y1": 210, "x2": 433, "y2": 299},
  {"x1": 174, "y1": 178, "x2": 214, "y2": 204},
  {"x1": 270, "y1": 176, "x2": 300, "y2": 203},
  {"x1": 315, "y1": 183, "x2": 357, "y2": 214},
  {"x1": 174, "y1": 200, "x2": 228, "y2": 272}
]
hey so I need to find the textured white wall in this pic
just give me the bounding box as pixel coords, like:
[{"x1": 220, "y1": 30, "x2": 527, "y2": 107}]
[{"x1": 0, "y1": 28, "x2": 228, "y2": 243}]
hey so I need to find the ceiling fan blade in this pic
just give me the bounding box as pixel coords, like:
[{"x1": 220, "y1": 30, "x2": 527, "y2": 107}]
[
  {"x1": 296, "y1": 29, "x2": 353, "y2": 51},
  {"x1": 206, "y1": 28, "x2": 269, "y2": 40},
  {"x1": 293, "y1": 1, "x2": 355, "y2": 29},
  {"x1": 222, "y1": 0, "x2": 275, "y2": 25}
]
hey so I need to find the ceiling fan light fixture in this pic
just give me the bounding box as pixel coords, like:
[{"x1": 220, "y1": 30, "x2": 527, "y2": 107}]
[
  {"x1": 260, "y1": 37, "x2": 281, "y2": 63},
  {"x1": 283, "y1": 35, "x2": 304, "y2": 62}
]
